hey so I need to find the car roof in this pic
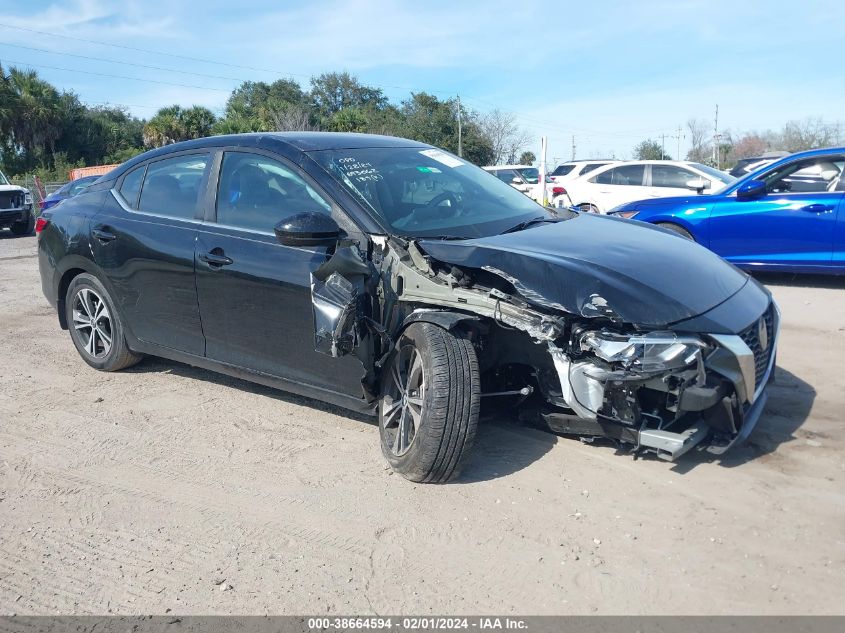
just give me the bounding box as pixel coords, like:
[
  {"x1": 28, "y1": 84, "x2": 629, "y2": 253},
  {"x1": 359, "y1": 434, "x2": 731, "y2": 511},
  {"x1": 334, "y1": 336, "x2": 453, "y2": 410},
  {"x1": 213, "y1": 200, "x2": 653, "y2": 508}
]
[
  {"x1": 555, "y1": 160, "x2": 617, "y2": 165},
  {"x1": 483, "y1": 164, "x2": 533, "y2": 170},
  {"x1": 109, "y1": 133, "x2": 432, "y2": 179}
]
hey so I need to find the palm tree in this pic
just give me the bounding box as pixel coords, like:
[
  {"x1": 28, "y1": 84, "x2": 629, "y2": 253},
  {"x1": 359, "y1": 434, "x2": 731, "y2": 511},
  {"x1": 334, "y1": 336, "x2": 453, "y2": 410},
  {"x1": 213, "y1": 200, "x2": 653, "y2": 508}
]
[
  {"x1": 6, "y1": 67, "x2": 63, "y2": 160},
  {"x1": 143, "y1": 105, "x2": 185, "y2": 148}
]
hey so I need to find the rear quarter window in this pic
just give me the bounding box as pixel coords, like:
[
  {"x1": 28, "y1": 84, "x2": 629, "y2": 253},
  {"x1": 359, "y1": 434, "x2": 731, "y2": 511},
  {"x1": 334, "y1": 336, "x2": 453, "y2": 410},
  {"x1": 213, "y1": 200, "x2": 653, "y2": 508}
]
[{"x1": 118, "y1": 165, "x2": 145, "y2": 208}]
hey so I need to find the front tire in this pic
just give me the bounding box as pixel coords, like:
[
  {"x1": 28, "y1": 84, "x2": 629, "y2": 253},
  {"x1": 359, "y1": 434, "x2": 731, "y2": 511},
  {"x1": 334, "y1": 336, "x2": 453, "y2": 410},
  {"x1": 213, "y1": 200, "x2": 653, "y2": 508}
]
[
  {"x1": 65, "y1": 273, "x2": 142, "y2": 371},
  {"x1": 10, "y1": 211, "x2": 35, "y2": 236},
  {"x1": 379, "y1": 323, "x2": 480, "y2": 483}
]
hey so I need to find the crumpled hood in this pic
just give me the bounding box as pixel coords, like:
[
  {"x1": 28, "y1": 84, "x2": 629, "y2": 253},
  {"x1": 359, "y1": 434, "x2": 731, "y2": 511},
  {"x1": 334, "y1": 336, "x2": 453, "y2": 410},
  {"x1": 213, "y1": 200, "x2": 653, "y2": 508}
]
[{"x1": 418, "y1": 213, "x2": 749, "y2": 328}]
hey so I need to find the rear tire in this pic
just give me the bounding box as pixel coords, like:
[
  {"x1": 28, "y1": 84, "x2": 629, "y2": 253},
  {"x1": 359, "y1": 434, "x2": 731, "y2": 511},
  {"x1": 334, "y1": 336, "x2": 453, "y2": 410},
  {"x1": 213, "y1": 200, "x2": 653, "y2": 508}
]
[
  {"x1": 656, "y1": 222, "x2": 694, "y2": 241},
  {"x1": 10, "y1": 211, "x2": 34, "y2": 236},
  {"x1": 65, "y1": 273, "x2": 142, "y2": 371},
  {"x1": 379, "y1": 322, "x2": 480, "y2": 483}
]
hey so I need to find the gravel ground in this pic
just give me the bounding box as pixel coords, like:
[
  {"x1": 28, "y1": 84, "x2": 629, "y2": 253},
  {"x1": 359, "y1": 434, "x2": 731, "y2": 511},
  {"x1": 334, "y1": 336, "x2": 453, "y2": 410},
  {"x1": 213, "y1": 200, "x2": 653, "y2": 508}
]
[{"x1": 0, "y1": 233, "x2": 843, "y2": 615}]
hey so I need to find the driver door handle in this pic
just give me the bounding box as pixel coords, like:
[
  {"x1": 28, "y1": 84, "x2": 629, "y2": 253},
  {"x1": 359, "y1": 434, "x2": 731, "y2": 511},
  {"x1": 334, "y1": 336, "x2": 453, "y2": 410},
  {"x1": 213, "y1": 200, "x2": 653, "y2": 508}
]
[
  {"x1": 801, "y1": 203, "x2": 834, "y2": 213},
  {"x1": 91, "y1": 227, "x2": 116, "y2": 242},
  {"x1": 198, "y1": 251, "x2": 233, "y2": 267}
]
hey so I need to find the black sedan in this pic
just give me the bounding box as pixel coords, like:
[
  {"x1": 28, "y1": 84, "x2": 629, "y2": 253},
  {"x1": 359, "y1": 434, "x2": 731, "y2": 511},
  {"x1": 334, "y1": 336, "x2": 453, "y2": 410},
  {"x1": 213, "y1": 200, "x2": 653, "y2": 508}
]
[{"x1": 38, "y1": 133, "x2": 779, "y2": 482}]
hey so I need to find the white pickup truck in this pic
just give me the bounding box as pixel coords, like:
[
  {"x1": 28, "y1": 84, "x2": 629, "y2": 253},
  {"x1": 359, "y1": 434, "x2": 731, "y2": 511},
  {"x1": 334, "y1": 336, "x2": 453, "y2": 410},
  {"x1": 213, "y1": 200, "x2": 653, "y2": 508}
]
[{"x1": 0, "y1": 169, "x2": 34, "y2": 235}]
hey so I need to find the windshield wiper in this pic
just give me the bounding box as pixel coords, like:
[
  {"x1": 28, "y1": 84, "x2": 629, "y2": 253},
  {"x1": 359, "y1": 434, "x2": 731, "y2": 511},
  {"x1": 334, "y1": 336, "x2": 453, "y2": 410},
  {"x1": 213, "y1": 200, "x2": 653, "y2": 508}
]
[
  {"x1": 500, "y1": 216, "x2": 557, "y2": 235},
  {"x1": 407, "y1": 234, "x2": 469, "y2": 241}
]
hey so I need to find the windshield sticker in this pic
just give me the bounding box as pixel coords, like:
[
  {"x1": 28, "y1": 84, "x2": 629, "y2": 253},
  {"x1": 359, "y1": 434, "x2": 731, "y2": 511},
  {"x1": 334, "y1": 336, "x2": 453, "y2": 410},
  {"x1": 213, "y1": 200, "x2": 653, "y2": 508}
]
[
  {"x1": 419, "y1": 149, "x2": 464, "y2": 168},
  {"x1": 337, "y1": 157, "x2": 383, "y2": 183},
  {"x1": 416, "y1": 166, "x2": 442, "y2": 174}
]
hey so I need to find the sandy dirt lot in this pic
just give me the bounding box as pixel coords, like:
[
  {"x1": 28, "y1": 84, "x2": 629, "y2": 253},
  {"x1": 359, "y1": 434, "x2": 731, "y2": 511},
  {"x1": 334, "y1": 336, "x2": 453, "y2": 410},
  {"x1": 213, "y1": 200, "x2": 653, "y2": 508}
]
[{"x1": 0, "y1": 233, "x2": 843, "y2": 615}]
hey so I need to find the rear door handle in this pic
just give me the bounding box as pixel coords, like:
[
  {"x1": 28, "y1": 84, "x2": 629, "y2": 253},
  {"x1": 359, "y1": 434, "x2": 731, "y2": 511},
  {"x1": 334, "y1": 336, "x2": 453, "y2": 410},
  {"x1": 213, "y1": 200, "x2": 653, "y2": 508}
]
[
  {"x1": 198, "y1": 251, "x2": 233, "y2": 267},
  {"x1": 801, "y1": 203, "x2": 834, "y2": 213},
  {"x1": 91, "y1": 227, "x2": 116, "y2": 242}
]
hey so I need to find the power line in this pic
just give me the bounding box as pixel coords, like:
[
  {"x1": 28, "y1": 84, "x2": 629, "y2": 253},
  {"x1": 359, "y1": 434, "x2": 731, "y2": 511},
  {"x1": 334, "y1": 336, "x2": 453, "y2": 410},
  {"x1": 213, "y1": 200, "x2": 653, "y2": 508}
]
[
  {"x1": 0, "y1": 41, "x2": 248, "y2": 83},
  {"x1": 0, "y1": 22, "x2": 307, "y2": 78},
  {"x1": 0, "y1": 22, "x2": 685, "y2": 146},
  {"x1": 0, "y1": 58, "x2": 232, "y2": 92},
  {"x1": 85, "y1": 100, "x2": 225, "y2": 114}
]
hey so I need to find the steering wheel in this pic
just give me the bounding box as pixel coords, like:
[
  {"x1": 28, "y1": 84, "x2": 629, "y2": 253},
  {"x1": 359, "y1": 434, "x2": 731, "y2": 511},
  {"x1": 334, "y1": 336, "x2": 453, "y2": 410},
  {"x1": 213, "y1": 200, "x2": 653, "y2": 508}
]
[{"x1": 425, "y1": 192, "x2": 459, "y2": 210}]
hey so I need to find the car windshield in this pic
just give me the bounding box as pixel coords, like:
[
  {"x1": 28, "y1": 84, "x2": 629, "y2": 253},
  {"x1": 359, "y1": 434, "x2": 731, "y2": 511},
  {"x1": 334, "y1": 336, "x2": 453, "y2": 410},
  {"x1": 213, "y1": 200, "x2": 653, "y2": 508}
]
[
  {"x1": 0, "y1": 170, "x2": 9, "y2": 186},
  {"x1": 691, "y1": 163, "x2": 736, "y2": 190},
  {"x1": 311, "y1": 147, "x2": 555, "y2": 239}
]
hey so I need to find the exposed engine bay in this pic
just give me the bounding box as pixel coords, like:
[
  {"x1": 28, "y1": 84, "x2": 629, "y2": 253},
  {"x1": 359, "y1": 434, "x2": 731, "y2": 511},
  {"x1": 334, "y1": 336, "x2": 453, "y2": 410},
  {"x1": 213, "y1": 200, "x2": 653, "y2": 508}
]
[{"x1": 307, "y1": 226, "x2": 779, "y2": 462}]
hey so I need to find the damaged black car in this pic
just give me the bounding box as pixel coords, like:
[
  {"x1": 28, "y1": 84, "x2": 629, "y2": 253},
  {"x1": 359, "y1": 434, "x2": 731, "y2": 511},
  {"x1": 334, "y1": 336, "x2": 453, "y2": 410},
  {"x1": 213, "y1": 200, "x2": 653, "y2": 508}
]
[{"x1": 38, "y1": 133, "x2": 779, "y2": 482}]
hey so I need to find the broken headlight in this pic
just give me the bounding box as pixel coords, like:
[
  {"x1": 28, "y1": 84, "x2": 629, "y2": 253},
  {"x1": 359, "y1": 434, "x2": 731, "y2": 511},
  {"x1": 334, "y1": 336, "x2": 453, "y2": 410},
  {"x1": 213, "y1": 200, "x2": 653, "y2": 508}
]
[{"x1": 580, "y1": 330, "x2": 709, "y2": 373}]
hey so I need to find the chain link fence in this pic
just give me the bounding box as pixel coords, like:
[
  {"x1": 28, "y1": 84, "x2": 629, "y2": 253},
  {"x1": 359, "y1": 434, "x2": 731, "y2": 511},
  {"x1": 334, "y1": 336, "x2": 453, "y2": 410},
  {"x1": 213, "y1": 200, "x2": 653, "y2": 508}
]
[{"x1": 8, "y1": 176, "x2": 67, "y2": 206}]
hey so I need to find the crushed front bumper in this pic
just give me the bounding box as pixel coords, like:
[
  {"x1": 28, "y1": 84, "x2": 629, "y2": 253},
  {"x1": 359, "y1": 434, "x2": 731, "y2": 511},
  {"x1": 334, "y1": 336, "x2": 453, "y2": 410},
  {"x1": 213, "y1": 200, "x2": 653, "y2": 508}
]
[{"x1": 548, "y1": 302, "x2": 780, "y2": 461}]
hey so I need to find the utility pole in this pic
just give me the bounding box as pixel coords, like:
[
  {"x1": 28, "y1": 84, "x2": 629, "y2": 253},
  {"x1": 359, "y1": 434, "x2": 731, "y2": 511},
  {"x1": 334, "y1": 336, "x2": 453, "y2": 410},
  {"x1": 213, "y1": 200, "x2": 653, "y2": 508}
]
[
  {"x1": 712, "y1": 104, "x2": 720, "y2": 169},
  {"x1": 570, "y1": 135, "x2": 576, "y2": 161},
  {"x1": 660, "y1": 134, "x2": 666, "y2": 160},
  {"x1": 456, "y1": 95, "x2": 462, "y2": 158},
  {"x1": 539, "y1": 136, "x2": 548, "y2": 206},
  {"x1": 676, "y1": 124, "x2": 683, "y2": 160}
]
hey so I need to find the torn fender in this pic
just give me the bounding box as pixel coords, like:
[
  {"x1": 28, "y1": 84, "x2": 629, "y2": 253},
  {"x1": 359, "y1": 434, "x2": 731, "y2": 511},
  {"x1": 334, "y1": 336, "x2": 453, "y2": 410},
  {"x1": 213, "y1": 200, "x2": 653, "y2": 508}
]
[{"x1": 418, "y1": 213, "x2": 750, "y2": 328}]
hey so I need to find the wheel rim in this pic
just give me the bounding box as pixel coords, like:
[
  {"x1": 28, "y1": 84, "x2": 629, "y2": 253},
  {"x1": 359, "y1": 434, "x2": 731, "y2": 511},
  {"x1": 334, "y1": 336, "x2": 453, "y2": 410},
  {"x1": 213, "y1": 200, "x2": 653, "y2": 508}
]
[
  {"x1": 381, "y1": 344, "x2": 425, "y2": 456},
  {"x1": 72, "y1": 288, "x2": 113, "y2": 359}
]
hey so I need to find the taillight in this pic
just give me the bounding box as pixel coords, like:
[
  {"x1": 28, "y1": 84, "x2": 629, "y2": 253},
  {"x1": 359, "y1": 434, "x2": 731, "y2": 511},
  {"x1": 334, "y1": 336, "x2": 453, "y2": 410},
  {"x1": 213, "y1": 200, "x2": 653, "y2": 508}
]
[
  {"x1": 552, "y1": 186, "x2": 567, "y2": 195},
  {"x1": 35, "y1": 216, "x2": 50, "y2": 234}
]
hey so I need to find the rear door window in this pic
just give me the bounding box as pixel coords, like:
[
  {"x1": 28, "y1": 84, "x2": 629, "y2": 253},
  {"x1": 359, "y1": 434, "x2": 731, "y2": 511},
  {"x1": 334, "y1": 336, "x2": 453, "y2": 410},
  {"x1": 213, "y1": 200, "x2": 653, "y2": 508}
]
[
  {"x1": 138, "y1": 154, "x2": 209, "y2": 219},
  {"x1": 582, "y1": 162, "x2": 608, "y2": 175},
  {"x1": 593, "y1": 164, "x2": 645, "y2": 186},
  {"x1": 551, "y1": 165, "x2": 575, "y2": 177}
]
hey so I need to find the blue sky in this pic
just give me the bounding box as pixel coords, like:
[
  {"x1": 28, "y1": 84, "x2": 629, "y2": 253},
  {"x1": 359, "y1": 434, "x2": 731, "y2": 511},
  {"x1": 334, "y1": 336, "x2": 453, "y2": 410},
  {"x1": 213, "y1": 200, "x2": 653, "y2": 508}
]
[{"x1": 2, "y1": 0, "x2": 844, "y2": 163}]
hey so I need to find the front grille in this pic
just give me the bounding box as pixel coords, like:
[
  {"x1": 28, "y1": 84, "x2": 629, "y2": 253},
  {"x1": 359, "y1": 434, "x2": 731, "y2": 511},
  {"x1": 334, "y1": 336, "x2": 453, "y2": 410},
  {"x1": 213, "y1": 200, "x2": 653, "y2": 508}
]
[
  {"x1": 738, "y1": 304, "x2": 774, "y2": 391},
  {"x1": 0, "y1": 192, "x2": 23, "y2": 210}
]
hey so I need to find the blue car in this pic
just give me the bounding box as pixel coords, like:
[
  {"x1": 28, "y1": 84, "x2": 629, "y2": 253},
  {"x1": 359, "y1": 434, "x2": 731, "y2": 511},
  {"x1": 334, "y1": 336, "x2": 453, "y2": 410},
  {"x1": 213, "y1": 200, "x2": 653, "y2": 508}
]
[
  {"x1": 608, "y1": 148, "x2": 845, "y2": 274},
  {"x1": 39, "y1": 175, "x2": 100, "y2": 212}
]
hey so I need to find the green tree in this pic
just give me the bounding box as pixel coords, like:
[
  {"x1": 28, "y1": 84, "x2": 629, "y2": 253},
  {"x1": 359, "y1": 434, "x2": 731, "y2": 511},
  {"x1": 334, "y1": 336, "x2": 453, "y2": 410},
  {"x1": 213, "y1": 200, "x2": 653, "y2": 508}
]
[
  {"x1": 328, "y1": 108, "x2": 369, "y2": 133},
  {"x1": 181, "y1": 106, "x2": 216, "y2": 139},
  {"x1": 399, "y1": 92, "x2": 493, "y2": 165},
  {"x1": 634, "y1": 139, "x2": 670, "y2": 160},
  {"x1": 222, "y1": 79, "x2": 308, "y2": 131},
  {"x1": 143, "y1": 105, "x2": 216, "y2": 148},
  {"x1": 519, "y1": 151, "x2": 535, "y2": 165},
  {"x1": 2, "y1": 67, "x2": 64, "y2": 172},
  {"x1": 310, "y1": 72, "x2": 387, "y2": 125}
]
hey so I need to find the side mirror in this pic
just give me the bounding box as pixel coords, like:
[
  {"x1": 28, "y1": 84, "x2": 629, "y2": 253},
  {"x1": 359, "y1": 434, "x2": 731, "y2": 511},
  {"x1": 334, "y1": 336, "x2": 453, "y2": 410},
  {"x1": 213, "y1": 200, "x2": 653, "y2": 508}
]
[
  {"x1": 274, "y1": 212, "x2": 344, "y2": 247},
  {"x1": 685, "y1": 178, "x2": 710, "y2": 193},
  {"x1": 511, "y1": 177, "x2": 522, "y2": 184},
  {"x1": 736, "y1": 179, "x2": 767, "y2": 201}
]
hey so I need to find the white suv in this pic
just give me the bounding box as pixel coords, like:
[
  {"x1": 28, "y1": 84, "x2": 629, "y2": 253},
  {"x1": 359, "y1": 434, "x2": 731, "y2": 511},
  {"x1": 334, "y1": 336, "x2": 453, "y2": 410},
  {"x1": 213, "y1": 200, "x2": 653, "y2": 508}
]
[
  {"x1": 482, "y1": 165, "x2": 567, "y2": 206},
  {"x1": 549, "y1": 160, "x2": 617, "y2": 184},
  {"x1": 564, "y1": 160, "x2": 736, "y2": 214}
]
